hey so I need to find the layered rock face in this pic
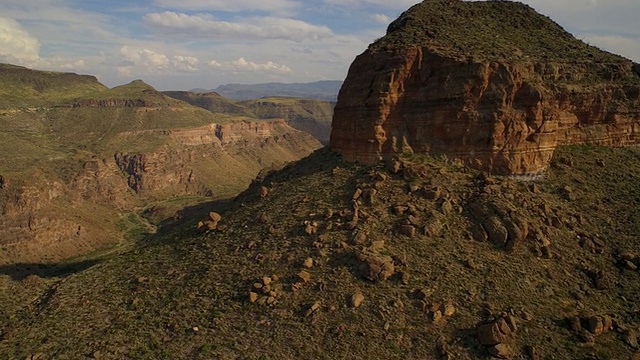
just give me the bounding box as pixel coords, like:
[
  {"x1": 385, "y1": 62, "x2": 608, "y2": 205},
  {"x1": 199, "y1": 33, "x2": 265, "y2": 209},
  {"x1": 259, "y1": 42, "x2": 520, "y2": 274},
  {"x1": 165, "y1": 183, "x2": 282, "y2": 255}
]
[{"x1": 330, "y1": 0, "x2": 640, "y2": 175}]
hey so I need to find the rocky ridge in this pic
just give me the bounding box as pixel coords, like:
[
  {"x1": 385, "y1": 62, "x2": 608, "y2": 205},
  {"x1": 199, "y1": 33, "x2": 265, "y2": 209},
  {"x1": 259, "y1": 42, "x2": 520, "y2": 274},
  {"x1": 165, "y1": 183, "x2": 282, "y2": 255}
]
[{"x1": 330, "y1": 0, "x2": 640, "y2": 175}]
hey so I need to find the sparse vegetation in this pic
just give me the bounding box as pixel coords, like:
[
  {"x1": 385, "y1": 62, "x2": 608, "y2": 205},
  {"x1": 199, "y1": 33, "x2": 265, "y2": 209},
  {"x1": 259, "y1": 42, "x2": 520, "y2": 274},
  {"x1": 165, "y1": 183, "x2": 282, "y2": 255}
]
[{"x1": 2, "y1": 145, "x2": 640, "y2": 359}]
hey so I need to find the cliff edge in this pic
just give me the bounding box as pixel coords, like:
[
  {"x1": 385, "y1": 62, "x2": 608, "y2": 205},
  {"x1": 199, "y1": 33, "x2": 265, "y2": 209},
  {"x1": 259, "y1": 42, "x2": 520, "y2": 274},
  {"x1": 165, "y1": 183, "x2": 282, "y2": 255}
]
[{"x1": 330, "y1": 0, "x2": 640, "y2": 175}]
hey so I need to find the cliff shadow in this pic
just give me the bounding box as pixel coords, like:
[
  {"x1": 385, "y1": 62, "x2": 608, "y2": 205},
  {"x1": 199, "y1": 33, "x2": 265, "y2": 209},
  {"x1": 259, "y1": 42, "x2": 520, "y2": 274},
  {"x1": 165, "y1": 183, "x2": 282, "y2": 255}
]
[{"x1": 0, "y1": 259, "x2": 101, "y2": 281}]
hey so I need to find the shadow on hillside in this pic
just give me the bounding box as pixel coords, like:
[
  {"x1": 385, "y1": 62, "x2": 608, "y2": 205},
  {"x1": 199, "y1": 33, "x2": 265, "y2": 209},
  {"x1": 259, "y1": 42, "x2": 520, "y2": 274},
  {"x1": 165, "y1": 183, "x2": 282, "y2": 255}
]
[{"x1": 0, "y1": 259, "x2": 101, "y2": 281}]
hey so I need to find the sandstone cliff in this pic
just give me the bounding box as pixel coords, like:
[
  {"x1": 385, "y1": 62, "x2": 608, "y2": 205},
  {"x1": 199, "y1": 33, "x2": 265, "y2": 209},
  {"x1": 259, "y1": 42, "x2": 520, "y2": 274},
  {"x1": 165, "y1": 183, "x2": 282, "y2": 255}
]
[{"x1": 330, "y1": 0, "x2": 640, "y2": 175}]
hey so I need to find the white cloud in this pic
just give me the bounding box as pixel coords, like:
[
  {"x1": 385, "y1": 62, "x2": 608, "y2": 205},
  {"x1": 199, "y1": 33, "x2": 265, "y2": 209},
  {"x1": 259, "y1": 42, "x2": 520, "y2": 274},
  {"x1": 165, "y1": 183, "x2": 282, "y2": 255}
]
[
  {"x1": 154, "y1": 0, "x2": 299, "y2": 14},
  {"x1": 173, "y1": 55, "x2": 200, "y2": 72},
  {"x1": 0, "y1": 17, "x2": 41, "y2": 63},
  {"x1": 119, "y1": 45, "x2": 202, "y2": 75},
  {"x1": 371, "y1": 13, "x2": 390, "y2": 24},
  {"x1": 143, "y1": 12, "x2": 333, "y2": 42},
  {"x1": 209, "y1": 57, "x2": 292, "y2": 74}
]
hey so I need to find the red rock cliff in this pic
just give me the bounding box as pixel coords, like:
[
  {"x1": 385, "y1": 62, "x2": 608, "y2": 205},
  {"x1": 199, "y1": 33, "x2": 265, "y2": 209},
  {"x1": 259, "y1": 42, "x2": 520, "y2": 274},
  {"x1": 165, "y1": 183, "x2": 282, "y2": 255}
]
[{"x1": 330, "y1": 0, "x2": 640, "y2": 175}]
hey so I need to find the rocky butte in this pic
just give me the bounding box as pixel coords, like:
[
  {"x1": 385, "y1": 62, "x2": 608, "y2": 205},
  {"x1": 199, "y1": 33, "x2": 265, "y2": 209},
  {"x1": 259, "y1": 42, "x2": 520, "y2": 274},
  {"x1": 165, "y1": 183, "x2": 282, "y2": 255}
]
[{"x1": 330, "y1": 0, "x2": 640, "y2": 175}]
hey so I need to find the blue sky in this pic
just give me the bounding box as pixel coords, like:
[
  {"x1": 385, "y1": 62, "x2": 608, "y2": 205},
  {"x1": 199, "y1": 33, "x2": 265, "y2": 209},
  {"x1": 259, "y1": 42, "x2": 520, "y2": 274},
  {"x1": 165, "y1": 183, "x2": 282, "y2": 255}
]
[{"x1": 0, "y1": 0, "x2": 638, "y2": 90}]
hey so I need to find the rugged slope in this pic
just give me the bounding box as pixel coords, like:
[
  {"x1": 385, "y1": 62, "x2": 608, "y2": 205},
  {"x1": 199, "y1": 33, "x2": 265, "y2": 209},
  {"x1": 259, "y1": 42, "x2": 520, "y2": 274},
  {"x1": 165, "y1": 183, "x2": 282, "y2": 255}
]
[
  {"x1": 1, "y1": 145, "x2": 640, "y2": 359},
  {"x1": 0, "y1": 67, "x2": 321, "y2": 265},
  {"x1": 240, "y1": 97, "x2": 334, "y2": 144},
  {"x1": 330, "y1": 0, "x2": 640, "y2": 175}
]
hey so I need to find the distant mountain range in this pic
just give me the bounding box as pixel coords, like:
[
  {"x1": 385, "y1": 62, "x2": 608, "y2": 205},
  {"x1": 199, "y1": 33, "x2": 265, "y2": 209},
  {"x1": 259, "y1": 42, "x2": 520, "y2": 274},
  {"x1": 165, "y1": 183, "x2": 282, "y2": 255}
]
[{"x1": 193, "y1": 80, "x2": 342, "y2": 101}]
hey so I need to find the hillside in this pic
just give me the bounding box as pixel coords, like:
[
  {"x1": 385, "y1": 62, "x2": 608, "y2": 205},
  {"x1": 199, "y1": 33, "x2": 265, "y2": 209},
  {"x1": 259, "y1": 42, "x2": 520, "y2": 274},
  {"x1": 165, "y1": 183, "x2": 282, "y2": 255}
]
[
  {"x1": 210, "y1": 80, "x2": 342, "y2": 101},
  {"x1": 2, "y1": 145, "x2": 640, "y2": 359},
  {"x1": 162, "y1": 91, "x2": 254, "y2": 117},
  {"x1": 0, "y1": 65, "x2": 321, "y2": 265},
  {"x1": 164, "y1": 91, "x2": 335, "y2": 145},
  {"x1": 371, "y1": 0, "x2": 627, "y2": 65},
  {"x1": 0, "y1": 64, "x2": 107, "y2": 108},
  {"x1": 240, "y1": 97, "x2": 334, "y2": 144}
]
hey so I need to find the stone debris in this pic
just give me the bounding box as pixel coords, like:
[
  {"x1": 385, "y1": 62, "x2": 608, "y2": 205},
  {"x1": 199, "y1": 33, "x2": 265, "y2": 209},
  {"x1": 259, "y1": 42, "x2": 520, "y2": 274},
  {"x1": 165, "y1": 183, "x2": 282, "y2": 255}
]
[
  {"x1": 298, "y1": 270, "x2": 312, "y2": 283},
  {"x1": 587, "y1": 314, "x2": 613, "y2": 335},
  {"x1": 356, "y1": 251, "x2": 395, "y2": 282},
  {"x1": 305, "y1": 301, "x2": 321, "y2": 317},
  {"x1": 303, "y1": 257, "x2": 314, "y2": 268},
  {"x1": 197, "y1": 211, "x2": 222, "y2": 231},
  {"x1": 477, "y1": 316, "x2": 518, "y2": 358},
  {"x1": 260, "y1": 185, "x2": 269, "y2": 198},
  {"x1": 350, "y1": 292, "x2": 365, "y2": 308},
  {"x1": 398, "y1": 224, "x2": 416, "y2": 237}
]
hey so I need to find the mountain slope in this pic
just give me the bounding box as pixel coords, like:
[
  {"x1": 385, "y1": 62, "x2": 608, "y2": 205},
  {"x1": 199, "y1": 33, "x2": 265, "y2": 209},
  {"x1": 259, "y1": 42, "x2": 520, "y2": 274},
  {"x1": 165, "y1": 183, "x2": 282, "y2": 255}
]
[
  {"x1": 210, "y1": 80, "x2": 342, "y2": 101},
  {"x1": 2, "y1": 145, "x2": 640, "y2": 359},
  {"x1": 0, "y1": 63, "x2": 107, "y2": 108},
  {"x1": 240, "y1": 97, "x2": 334, "y2": 144}
]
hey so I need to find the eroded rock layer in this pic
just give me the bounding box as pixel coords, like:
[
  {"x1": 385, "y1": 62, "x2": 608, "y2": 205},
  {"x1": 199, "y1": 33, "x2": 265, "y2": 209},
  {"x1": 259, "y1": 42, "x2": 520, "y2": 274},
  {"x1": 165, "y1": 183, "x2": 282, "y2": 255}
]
[{"x1": 330, "y1": 0, "x2": 640, "y2": 175}]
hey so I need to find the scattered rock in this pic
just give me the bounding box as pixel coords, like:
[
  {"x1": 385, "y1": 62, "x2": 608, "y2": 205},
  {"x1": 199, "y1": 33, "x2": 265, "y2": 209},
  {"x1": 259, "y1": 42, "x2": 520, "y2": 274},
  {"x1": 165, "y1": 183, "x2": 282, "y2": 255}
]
[
  {"x1": 370, "y1": 240, "x2": 385, "y2": 251},
  {"x1": 488, "y1": 343, "x2": 514, "y2": 359},
  {"x1": 624, "y1": 329, "x2": 639, "y2": 349},
  {"x1": 249, "y1": 292, "x2": 259, "y2": 303},
  {"x1": 526, "y1": 345, "x2": 540, "y2": 360},
  {"x1": 400, "y1": 272, "x2": 410, "y2": 285},
  {"x1": 431, "y1": 310, "x2": 443, "y2": 322},
  {"x1": 423, "y1": 186, "x2": 442, "y2": 200},
  {"x1": 352, "y1": 188, "x2": 363, "y2": 200},
  {"x1": 423, "y1": 218, "x2": 443, "y2": 237},
  {"x1": 304, "y1": 221, "x2": 318, "y2": 236},
  {"x1": 477, "y1": 317, "x2": 514, "y2": 345},
  {"x1": 363, "y1": 188, "x2": 377, "y2": 205},
  {"x1": 208, "y1": 212, "x2": 221, "y2": 223},
  {"x1": 443, "y1": 303, "x2": 456, "y2": 317},
  {"x1": 392, "y1": 205, "x2": 409, "y2": 215},
  {"x1": 356, "y1": 252, "x2": 395, "y2": 281},
  {"x1": 350, "y1": 292, "x2": 365, "y2": 308},
  {"x1": 303, "y1": 257, "x2": 314, "y2": 268},
  {"x1": 374, "y1": 172, "x2": 387, "y2": 182},
  {"x1": 625, "y1": 261, "x2": 638, "y2": 271},
  {"x1": 440, "y1": 199, "x2": 453, "y2": 215},
  {"x1": 262, "y1": 276, "x2": 272, "y2": 286},
  {"x1": 587, "y1": 315, "x2": 612, "y2": 335},
  {"x1": 471, "y1": 224, "x2": 488, "y2": 242},
  {"x1": 260, "y1": 185, "x2": 269, "y2": 198},
  {"x1": 298, "y1": 270, "x2": 312, "y2": 283},
  {"x1": 305, "y1": 301, "x2": 321, "y2": 317},
  {"x1": 417, "y1": 288, "x2": 434, "y2": 300},
  {"x1": 388, "y1": 160, "x2": 402, "y2": 174},
  {"x1": 398, "y1": 224, "x2": 416, "y2": 237}
]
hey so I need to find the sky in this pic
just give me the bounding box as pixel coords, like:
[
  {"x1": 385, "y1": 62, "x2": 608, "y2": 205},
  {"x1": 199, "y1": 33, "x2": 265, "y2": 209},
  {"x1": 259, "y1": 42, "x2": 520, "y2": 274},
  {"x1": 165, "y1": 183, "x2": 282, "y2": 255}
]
[{"x1": 0, "y1": 0, "x2": 638, "y2": 90}]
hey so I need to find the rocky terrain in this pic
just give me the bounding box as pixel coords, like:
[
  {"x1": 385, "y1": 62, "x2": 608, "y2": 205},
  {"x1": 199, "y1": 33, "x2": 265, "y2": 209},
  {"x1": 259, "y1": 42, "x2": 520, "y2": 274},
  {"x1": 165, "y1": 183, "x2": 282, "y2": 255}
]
[
  {"x1": 1, "y1": 1, "x2": 640, "y2": 359},
  {"x1": 330, "y1": 0, "x2": 640, "y2": 175},
  {"x1": 0, "y1": 65, "x2": 321, "y2": 265},
  {"x1": 2, "y1": 145, "x2": 640, "y2": 359}
]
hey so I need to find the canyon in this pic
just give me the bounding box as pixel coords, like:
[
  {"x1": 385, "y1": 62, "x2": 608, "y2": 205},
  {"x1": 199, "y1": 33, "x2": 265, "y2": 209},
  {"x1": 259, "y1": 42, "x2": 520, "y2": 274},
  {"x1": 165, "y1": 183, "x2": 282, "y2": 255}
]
[{"x1": 0, "y1": 66, "x2": 321, "y2": 265}]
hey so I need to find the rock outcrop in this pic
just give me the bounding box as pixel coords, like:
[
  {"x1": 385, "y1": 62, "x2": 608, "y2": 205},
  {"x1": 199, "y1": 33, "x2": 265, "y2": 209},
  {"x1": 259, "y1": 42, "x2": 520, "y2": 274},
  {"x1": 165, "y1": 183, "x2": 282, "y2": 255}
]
[{"x1": 330, "y1": 0, "x2": 640, "y2": 175}]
